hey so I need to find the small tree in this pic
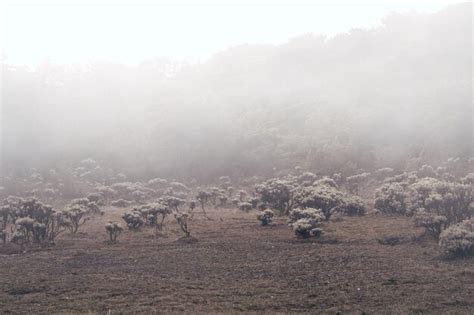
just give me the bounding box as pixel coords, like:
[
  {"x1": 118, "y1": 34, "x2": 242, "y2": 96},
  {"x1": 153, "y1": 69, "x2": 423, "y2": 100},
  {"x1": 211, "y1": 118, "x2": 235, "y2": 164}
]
[
  {"x1": 105, "y1": 221, "x2": 123, "y2": 243},
  {"x1": 175, "y1": 212, "x2": 190, "y2": 237},
  {"x1": 196, "y1": 190, "x2": 212, "y2": 220},
  {"x1": 62, "y1": 205, "x2": 90, "y2": 234}
]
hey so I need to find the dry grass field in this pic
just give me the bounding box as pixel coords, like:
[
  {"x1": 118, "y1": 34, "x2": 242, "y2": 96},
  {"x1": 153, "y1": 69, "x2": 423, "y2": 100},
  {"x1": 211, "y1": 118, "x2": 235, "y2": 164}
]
[{"x1": 0, "y1": 207, "x2": 472, "y2": 314}]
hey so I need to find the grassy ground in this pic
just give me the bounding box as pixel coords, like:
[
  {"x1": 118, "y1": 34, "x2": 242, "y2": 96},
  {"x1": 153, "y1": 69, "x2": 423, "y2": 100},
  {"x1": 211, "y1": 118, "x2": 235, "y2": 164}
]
[{"x1": 0, "y1": 207, "x2": 473, "y2": 314}]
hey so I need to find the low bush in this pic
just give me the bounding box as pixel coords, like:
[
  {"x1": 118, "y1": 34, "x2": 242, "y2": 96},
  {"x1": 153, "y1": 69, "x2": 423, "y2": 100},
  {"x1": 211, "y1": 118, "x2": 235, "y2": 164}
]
[
  {"x1": 256, "y1": 209, "x2": 274, "y2": 226},
  {"x1": 439, "y1": 218, "x2": 474, "y2": 257}
]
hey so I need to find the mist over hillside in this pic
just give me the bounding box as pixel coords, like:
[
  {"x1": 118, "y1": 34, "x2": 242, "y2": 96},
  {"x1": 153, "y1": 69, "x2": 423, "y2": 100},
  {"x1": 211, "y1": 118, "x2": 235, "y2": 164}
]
[{"x1": 1, "y1": 3, "x2": 472, "y2": 181}]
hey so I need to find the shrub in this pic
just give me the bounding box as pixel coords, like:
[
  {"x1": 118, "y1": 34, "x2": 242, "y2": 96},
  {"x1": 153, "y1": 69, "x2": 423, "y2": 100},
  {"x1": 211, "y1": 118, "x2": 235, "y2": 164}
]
[
  {"x1": 111, "y1": 199, "x2": 132, "y2": 208},
  {"x1": 413, "y1": 209, "x2": 448, "y2": 238},
  {"x1": 62, "y1": 204, "x2": 90, "y2": 234},
  {"x1": 122, "y1": 211, "x2": 145, "y2": 231},
  {"x1": 255, "y1": 179, "x2": 296, "y2": 214},
  {"x1": 105, "y1": 221, "x2": 123, "y2": 243},
  {"x1": 288, "y1": 208, "x2": 324, "y2": 239},
  {"x1": 374, "y1": 183, "x2": 409, "y2": 215},
  {"x1": 136, "y1": 203, "x2": 172, "y2": 229},
  {"x1": 69, "y1": 198, "x2": 101, "y2": 214},
  {"x1": 238, "y1": 202, "x2": 252, "y2": 212},
  {"x1": 293, "y1": 185, "x2": 345, "y2": 220},
  {"x1": 256, "y1": 209, "x2": 274, "y2": 226},
  {"x1": 291, "y1": 219, "x2": 323, "y2": 239},
  {"x1": 148, "y1": 178, "x2": 168, "y2": 189},
  {"x1": 409, "y1": 178, "x2": 472, "y2": 225},
  {"x1": 170, "y1": 182, "x2": 190, "y2": 192},
  {"x1": 339, "y1": 195, "x2": 366, "y2": 216},
  {"x1": 87, "y1": 193, "x2": 104, "y2": 206},
  {"x1": 160, "y1": 195, "x2": 185, "y2": 212},
  {"x1": 216, "y1": 195, "x2": 227, "y2": 207},
  {"x1": 313, "y1": 177, "x2": 338, "y2": 188},
  {"x1": 4, "y1": 198, "x2": 68, "y2": 243},
  {"x1": 288, "y1": 207, "x2": 324, "y2": 223},
  {"x1": 95, "y1": 185, "x2": 116, "y2": 204},
  {"x1": 461, "y1": 173, "x2": 474, "y2": 185},
  {"x1": 439, "y1": 218, "x2": 474, "y2": 257},
  {"x1": 249, "y1": 196, "x2": 259, "y2": 209},
  {"x1": 346, "y1": 172, "x2": 371, "y2": 194},
  {"x1": 195, "y1": 191, "x2": 212, "y2": 219},
  {"x1": 175, "y1": 212, "x2": 190, "y2": 237}
]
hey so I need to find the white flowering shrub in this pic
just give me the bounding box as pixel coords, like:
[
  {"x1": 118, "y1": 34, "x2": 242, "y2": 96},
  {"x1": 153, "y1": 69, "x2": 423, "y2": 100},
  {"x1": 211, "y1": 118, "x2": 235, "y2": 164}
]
[
  {"x1": 297, "y1": 172, "x2": 318, "y2": 185},
  {"x1": 238, "y1": 202, "x2": 252, "y2": 212},
  {"x1": 346, "y1": 172, "x2": 371, "y2": 194},
  {"x1": 148, "y1": 178, "x2": 168, "y2": 189},
  {"x1": 122, "y1": 211, "x2": 145, "y2": 231},
  {"x1": 210, "y1": 187, "x2": 226, "y2": 205},
  {"x1": 87, "y1": 192, "x2": 104, "y2": 206},
  {"x1": 95, "y1": 185, "x2": 116, "y2": 205},
  {"x1": 110, "y1": 182, "x2": 154, "y2": 202},
  {"x1": 291, "y1": 219, "x2": 323, "y2": 239},
  {"x1": 413, "y1": 209, "x2": 448, "y2": 238},
  {"x1": 136, "y1": 202, "x2": 172, "y2": 229},
  {"x1": 160, "y1": 195, "x2": 185, "y2": 212},
  {"x1": 288, "y1": 208, "x2": 324, "y2": 239},
  {"x1": 105, "y1": 221, "x2": 123, "y2": 243},
  {"x1": 256, "y1": 209, "x2": 274, "y2": 226},
  {"x1": 439, "y1": 218, "x2": 474, "y2": 257},
  {"x1": 374, "y1": 183, "x2": 409, "y2": 214},
  {"x1": 62, "y1": 204, "x2": 90, "y2": 234},
  {"x1": 170, "y1": 182, "x2": 191, "y2": 193},
  {"x1": 3, "y1": 197, "x2": 67, "y2": 244},
  {"x1": 313, "y1": 177, "x2": 338, "y2": 188},
  {"x1": 339, "y1": 195, "x2": 366, "y2": 216},
  {"x1": 461, "y1": 173, "x2": 474, "y2": 185},
  {"x1": 293, "y1": 184, "x2": 345, "y2": 220},
  {"x1": 409, "y1": 178, "x2": 472, "y2": 225},
  {"x1": 255, "y1": 179, "x2": 296, "y2": 214},
  {"x1": 384, "y1": 172, "x2": 418, "y2": 185},
  {"x1": 111, "y1": 199, "x2": 132, "y2": 208},
  {"x1": 69, "y1": 197, "x2": 101, "y2": 214}
]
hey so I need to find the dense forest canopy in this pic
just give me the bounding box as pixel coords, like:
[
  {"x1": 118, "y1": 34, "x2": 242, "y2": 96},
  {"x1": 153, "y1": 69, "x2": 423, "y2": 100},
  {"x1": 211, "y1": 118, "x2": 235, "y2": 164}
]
[{"x1": 1, "y1": 3, "x2": 472, "y2": 181}]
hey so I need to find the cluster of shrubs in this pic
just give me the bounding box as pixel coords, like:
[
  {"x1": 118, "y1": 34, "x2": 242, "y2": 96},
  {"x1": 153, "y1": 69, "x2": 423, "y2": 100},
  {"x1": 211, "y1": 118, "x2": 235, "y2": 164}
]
[
  {"x1": 254, "y1": 172, "x2": 366, "y2": 239},
  {"x1": 373, "y1": 161, "x2": 473, "y2": 256},
  {"x1": 0, "y1": 195, "x2": 103, "y2": 246}
]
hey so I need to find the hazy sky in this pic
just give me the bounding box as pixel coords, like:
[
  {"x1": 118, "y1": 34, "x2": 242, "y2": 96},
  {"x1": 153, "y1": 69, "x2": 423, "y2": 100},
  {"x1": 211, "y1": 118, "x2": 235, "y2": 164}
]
[{"x1": 0, "y1": 0, "x2": 465, "y2": 66}]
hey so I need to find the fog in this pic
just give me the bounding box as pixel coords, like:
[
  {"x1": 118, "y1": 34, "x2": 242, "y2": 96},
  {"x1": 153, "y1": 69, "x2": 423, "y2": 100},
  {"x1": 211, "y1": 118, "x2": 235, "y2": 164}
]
[{"x1": 1, "y1": 2, "x2": 472, "y2": 182}]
